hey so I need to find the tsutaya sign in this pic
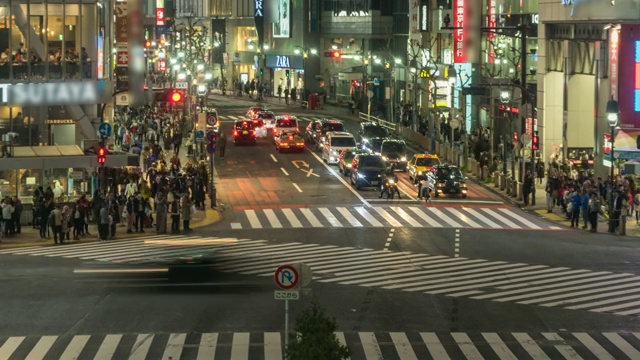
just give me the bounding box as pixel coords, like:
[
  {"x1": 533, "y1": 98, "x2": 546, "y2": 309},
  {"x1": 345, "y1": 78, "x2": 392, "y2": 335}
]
[{"x1": 0, "y1": 81, "x2": 109, "y2": 106}]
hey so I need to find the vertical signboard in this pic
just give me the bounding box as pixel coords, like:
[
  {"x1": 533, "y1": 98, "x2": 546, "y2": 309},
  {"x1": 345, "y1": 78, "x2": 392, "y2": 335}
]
[
  {"x1": 115, "y1": 2, "x2": 128, "y2": 91},
  {"x1": 254, "y1": 0, "x2": 265, "y2": 47},
  {"x1": 617, "y1": 24, "x2": 640, "y2": 128},
  {"x1": 156, "y1": 0, "x2": 165, "y2": 26},
  {"x1": 309, "y1": 0, "x2": 320, "y2": 32},
  {"x1": 115, "y1": 2, "x2": 128, "y2": 43},
  {"x1": 453, "y1": 0, "x2": 467, "y2": 63},
  {"x1": 609, "y1": 27, "x2": 619, "y2": 101},
  {"x1": 487, "y1": 0, "x2": 497, "y2": 63},
  {"x1": 273, "y1": 0, "x2": 290, "y2": 38},
  {"x1": 408, "y1": 0, "x2": 421, "y2": 62},
  {"x1": 418, "y1": 0, "x2": 429, "y2": 32},
  {"x1": 97, "y1": 27, "x2": 104, "y2": 79}
]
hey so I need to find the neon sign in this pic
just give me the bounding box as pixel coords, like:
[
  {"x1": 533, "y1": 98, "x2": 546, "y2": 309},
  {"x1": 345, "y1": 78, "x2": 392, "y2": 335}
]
[
  {"x1": 635, "y1": 41, "x2": 640, "y2": 112},
  {"x1": 453, "y1": 0, "x2": 467, "y2": 63}
]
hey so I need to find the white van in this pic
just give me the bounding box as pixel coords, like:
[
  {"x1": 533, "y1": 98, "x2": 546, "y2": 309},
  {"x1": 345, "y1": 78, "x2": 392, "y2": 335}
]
[
  {"x1": 273, "y1": 115, "x2": 299, "y2": 139},
  {"x1": 321, "y1": 131, "x2": 357, "y2": 164}
]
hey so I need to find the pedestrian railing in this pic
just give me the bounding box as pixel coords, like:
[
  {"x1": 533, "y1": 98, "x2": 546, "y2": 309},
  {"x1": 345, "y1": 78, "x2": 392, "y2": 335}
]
[{"x1": 358, "y1": 112, "x2": 396, "y2": 132}]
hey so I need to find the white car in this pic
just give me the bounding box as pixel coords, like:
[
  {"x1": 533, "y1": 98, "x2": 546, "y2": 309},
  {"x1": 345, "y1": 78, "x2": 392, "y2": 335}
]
[
  {"x1": 254, "y1": 111, "x2": 276, "y2": 129},
  {"x1": 321, "y1": 131, "x2": 357, "y2": 164},
  {"x1": 273, "y1": 115, "x2": 299, "y2": 140}
]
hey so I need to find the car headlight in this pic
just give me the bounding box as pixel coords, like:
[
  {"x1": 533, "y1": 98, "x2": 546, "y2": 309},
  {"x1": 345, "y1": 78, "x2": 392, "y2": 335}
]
[
  {"x1": 346, "y1": 164, "x2": 352, "y2": 168},
  {"x1": 357, "y1": 173, "x2": 366, "y2": 179},
  {"x1": 382, "y1": 156, "x2": 388, "y2": 161},
  {"x1": 400, "y1": 157, "x2": 407, "y2": 162},
  {"x1": 331, "y1": 149, "x2": 339, "y2": 155},
  {"x1": 377, "y1": 174, "x2": 382, "y2": 178},
  {"x1": 389, "y1": 179, "x2": 395, "y2": 184},
  {"x1": 438, "y1": 183, "x2": 444, "y2": 187}
]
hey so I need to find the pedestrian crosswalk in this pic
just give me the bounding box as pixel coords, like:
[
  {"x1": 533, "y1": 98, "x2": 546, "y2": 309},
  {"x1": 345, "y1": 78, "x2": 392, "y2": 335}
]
[
  {"x1": 2, "y1": 235, "x2": 640, "y2": 316},
  {"x1": 2, "y1": 331, "x2": 640, "y2": 359},
  {"x1": 228, "y1": 205, "x2": 561, "y2": 230}
]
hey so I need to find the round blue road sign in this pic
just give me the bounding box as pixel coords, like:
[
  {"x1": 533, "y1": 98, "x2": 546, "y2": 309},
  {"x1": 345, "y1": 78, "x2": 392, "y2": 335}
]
[
  {"x1": 196, "y1": 130, "x2": 205, "y2": 139},
  {"x1": 206, "y1": 143, "x2": 216, "y2": 154}
]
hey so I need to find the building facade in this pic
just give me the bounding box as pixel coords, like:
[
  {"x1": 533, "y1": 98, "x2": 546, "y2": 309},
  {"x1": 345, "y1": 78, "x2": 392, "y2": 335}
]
[{"x1": 537, "y1": 0, "x2": 640, "y2": 177}]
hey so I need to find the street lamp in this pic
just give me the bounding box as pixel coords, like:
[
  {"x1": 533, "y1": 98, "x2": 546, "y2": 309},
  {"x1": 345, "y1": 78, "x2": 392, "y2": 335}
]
[
  {"x1": 606, "y1": 97, "x2": 620, "y2": 232},
  {"x1": 409, "y1": 59, "x2": 418, "y2": 132},
  {"x1": 499, "y1": 88, "x2": 512, "y2": 177}
]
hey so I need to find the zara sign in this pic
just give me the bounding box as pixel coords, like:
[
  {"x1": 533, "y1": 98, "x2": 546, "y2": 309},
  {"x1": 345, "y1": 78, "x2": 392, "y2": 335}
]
[
  {"x1": 265, "y1": 54, "x2": 304, "y2": 70},
  {"x1": 255, "y1": 0, "x2": 264, "y2": 17}
]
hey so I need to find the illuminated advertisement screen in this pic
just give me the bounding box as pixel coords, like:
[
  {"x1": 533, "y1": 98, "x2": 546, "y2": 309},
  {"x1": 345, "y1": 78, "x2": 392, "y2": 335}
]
[
  {"x1": 97, "y1": 27, "x2": 104, "y2": 79},
  {"x1": 272, "y1": 0, "x2": 290, "y2": 38}
]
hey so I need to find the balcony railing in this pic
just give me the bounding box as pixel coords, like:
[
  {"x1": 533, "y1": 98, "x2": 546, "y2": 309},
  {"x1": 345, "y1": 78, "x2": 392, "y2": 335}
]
[{"x1": 0, "y1": 62, "x2": 94, "y2": 81}]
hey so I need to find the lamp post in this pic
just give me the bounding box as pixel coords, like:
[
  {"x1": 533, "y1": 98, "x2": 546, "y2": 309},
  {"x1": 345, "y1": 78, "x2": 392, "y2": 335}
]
[
  {"x1": 499, "y1": 88, "x2": 512, "y2": 177},
  {"x1": 448, "y1": 66, "x2": 457, "y2": 160},
  {"x1": 294, "y1": 46, "x2": 317, "y2": 100},
  {"x1": 606, "y1": 98, "x2": 620, "y2": 232}
]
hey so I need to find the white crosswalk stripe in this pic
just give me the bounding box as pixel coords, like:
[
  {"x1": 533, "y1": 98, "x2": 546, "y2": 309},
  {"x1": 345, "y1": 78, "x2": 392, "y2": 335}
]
[
  {"x1": 217, "y1": 114, "x2": 325, "y2": 123},
  {"x1": 226, "y1": 206, "x2": 556, "y2": 230},
  {"x1": 1, "y1": 331, "x2": 640, "y2": 359},
  {"x1": 3, "y1": 234, "x2": 640, "y2": 316}
]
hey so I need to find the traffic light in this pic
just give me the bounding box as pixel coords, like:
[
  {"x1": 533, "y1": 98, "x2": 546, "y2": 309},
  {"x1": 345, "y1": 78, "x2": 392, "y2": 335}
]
[
  {"x1": 168, "y1": 90, "x2": 184, "y2": 104},
  {"x1": 285, "y1": 69, "x2": 290, "y2": 78},
  {"x1": 513, "y1": 132, "x2": 518, "y2": 143},
  {"x1": 260, "y1": 68, "x2": 264, "y2": 76},
  {"x1": 144, "y1": 40, "x2": 152, "y2": 48},
  {"x1": 97, "y1": 146, "x2": 107, "y2": 164},
  {"x1": 206, "y1": 129, "x2": 217, "y2": 155},
  {"x1": 532, "y1": 135, "x2": 539, "y2": 151},
  {"x1": 332, "y1": 50, "x2": 341, "y2": 59}
]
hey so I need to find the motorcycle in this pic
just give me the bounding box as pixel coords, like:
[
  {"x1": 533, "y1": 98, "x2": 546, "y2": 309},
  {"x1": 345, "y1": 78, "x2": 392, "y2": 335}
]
[{"x1": 382, "y1": 178, "x2": 399, "y2": 199}]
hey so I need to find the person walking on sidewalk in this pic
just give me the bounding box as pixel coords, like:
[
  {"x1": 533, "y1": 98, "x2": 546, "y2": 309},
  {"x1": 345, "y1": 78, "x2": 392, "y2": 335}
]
[
  {"x1": 50, "y1": 204, "x2": 62, "y2": 244},
  {"x1": 522, "y1": 170, "x2": 533, "y2": 206},
  {"x1": 580, "y1": 188, "x2": 590, "y2": 229},
  {"x1": 182, "y1": 193, "x2": 193, "y2": 231},
  {"x1": 569, "y1": 188, "x2": 581, "y2": 228},
  {"x1": 536, "y1": 159, "x2": 545, "y2": 184},
  {"x1": 12, "y1": 196, "x2": 21, "y2": 234},
  {"x1": 284, "y1": 88, "x2": 290, "y2": 104},
  {"x1": 170, "y1": 193, "x2": 180, "y2": 233},
  {"x1": 98, "y1": 203, "x2": 109, "y2": 241},
  {"x1": 588, "y1": 191, "x2": 601, "y2": 232},
  {"x1": 155, "y1": 191, "x2": 167, "y2": 233},
  {"x1": 218, "y1": 132, "x2": 227, "y2": 158}
]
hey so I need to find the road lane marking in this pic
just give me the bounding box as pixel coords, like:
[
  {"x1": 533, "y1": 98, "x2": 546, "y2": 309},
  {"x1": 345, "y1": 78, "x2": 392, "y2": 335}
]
[
  {"x1": 292, "y1": 183, "x2": 303, "y2": 192},
  {"x1": 129, "y1": 334, "x2": 154, "y2": 360},
  {"x1": 264, "y1": 332, "x2": 283, "y2": 360},
  {"x1": 197, "y1": 333, "x2": 218, "y2": 360},
  {"x1": 354, "y1": 207, "x2": 383, "y2": 227},
  {"x1": 280, "y1": 167, "x2": 289, "y2": 175},
  {"x1": 231, "y1": 333, "x2": 250, "y2": 360},
  {"x1": 26, "y1": 335, "x2": 57, "y2": 360},
  {"x1": 308, "y1": 149, "x2": 371, "y2": 207},
  {"x1": 319, "y1": 207, "x2": 343, "y2": 227},
  {"x1": 162, "y1": 333, "x2": 186, "y2": 360},
  {"x1": 292, "y1": 160, "x2": 309, "y2": 168},
  {"x1": 455, "y1": 229, "x2": 460, "y2": 258},
  {"x1": 263, "y1": 209, "x2": 283, "y2": 228},
  {"x1": 245, "y1": 210, "x2": 263, "y2": 229},
  {"x1": 270, "y1": 154, "x2": 278, "y2": 162},
  {"x1": 337, "y1": 207, "x2": 363, "y2": 227},
  {"x1": 512, "y1": 333, "x2": 550, "y2": 360},
  {"x1": 301, "y1": 168, "x2": 319, "y2": 177},
  {"x1": 0, "y1": 337, "x2": 24, "y2": 359},
  {"x1": 281, "y1": 208, "x2": 304, "y2": 227},
  {"x1": 231, "y1": 222, "x2": 242, "y2": 229},
  {"x1": 300, "y1": 208, "x2": 323, "y2": 227},
  {"x1": 94, "y1": 334, "x2": 122, "y2": 360},
  {"x1": 424, "y1": 208, "x2": 462, "y2": 227},
  {"x1": 390, "y1": 332, "x2": 418, "y2": 360},
  {"x1": 421, "y1": 333, "x2": 451, "y2": 360}
]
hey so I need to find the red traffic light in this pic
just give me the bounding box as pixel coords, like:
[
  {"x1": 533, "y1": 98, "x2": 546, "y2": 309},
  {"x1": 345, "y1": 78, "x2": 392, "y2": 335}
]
[
  {"x1": 332, "y1": 50, "x2": 341, "y2": 58},
  {"x1": 513, "y1": 132, "x2": 518, "y2": 143},
  {"x1": 144, "y1": 40, "x2": 152, "y2": 48},
  {"x1": 168, "y1": 90, "x2": 184, "y2": 104},
  {"x1": 97, "y1": 146, "x2": 107, "y2": 164},
  {"x1": 532, "y1": 135, "x2": 539, "y2": 151}
]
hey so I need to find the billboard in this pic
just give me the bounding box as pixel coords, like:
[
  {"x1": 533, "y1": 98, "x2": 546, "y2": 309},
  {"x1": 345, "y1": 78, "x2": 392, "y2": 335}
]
[
  {"x1": 272, "y1": 0, "x2": 290, "y2": 38},
  {"x1": 617, "y1": 24, "x2": 640, "y2": 128}
]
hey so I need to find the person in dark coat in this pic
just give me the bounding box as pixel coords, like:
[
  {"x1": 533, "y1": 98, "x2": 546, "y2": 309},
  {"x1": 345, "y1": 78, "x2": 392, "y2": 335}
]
[
  {"x1": 522, "y1": 170, "x2": 534, "y2": 206},
  {"x1": 218, "y1": 132, "x2": 227, "y2": 158}
]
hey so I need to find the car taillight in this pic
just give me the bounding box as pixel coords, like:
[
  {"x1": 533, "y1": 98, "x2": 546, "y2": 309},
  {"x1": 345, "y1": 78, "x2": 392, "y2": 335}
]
[
  {"x1": 233, "y1": 130, "x2": 238, "y2": 136},
  {"x1": 252, "y1": 130, "x2": 256, "y2": 135}
]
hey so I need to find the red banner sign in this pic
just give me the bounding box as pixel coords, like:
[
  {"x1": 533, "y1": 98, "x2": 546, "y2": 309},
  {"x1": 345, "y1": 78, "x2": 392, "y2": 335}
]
[
  {"x1": 157, "y1": 59, "x2": 166, "y2": 72},
  {"x1": 609, "y1": 27, "x2": 619, "y2": 101},
  {"x1": 453, "y1": 0, "x2": 467, "y2": 63},
  {"x1": 604, "y1": 134, "x2": 612, "y2": 154},
  {"x1": 156, "y1": 8, "x2": 165, "y2": 26},
  {"x1": 487, "y1": 0, "x2": 496, "y2": 63}
]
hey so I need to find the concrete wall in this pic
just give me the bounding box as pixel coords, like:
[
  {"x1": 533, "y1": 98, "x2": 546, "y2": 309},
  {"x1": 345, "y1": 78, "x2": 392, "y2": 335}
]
[{"x1": 567, "y1": 74, "x2": 595, "y2": 149}]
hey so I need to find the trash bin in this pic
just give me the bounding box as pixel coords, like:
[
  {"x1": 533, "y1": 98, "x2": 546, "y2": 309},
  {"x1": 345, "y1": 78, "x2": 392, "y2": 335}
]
[{"x1": 308, "y1": 93, "x2": 318, "y2": 109}]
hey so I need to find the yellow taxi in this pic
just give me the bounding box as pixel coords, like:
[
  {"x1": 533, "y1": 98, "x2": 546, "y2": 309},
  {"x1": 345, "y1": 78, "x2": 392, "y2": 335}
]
[{"x1": 407, "y1": 153, "x2": 441, "y2": 180}]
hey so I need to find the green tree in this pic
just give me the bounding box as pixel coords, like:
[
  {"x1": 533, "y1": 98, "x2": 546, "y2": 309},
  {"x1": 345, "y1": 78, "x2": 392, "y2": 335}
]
[{"x1": 285, "y1": 302, "x2": 350, "y2": 360}]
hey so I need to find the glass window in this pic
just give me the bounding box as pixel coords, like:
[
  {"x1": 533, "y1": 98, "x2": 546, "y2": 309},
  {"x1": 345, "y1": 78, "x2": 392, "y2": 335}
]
[
  {"x1": 416, "y1": 158, "x2": 440, "y2": 167},
  {"x1": 382, "y1": 142, "x2": 405, "y2": 153},
  {"x1": 360, "y1": 156, "x2": 384, "y2": 168},
  {"x1": 331, "y1": 137, "x2": 356, "y2": 147},
  {"x1": 363, "y1": 126, "x2": 387, "y2": 138},
  {"x1": 235, "y1": 26, "x2": 258, "y2": 51}
]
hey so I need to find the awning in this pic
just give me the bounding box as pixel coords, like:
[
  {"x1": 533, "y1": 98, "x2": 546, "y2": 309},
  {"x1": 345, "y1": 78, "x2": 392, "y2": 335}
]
[{"x1": 0, "y1": 150, "x2": 139, "y2": 170}]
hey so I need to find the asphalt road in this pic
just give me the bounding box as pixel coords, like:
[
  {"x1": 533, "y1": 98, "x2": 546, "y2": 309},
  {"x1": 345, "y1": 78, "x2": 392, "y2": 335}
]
[{"x1": 1, "y1": 95, "x2": 640, "y2": 359}]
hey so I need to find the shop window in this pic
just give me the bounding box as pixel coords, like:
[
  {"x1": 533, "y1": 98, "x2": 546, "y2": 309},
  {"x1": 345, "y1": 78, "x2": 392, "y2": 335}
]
[{"x1": 235, "y1": 26, "x2": 258, "y2": 52}]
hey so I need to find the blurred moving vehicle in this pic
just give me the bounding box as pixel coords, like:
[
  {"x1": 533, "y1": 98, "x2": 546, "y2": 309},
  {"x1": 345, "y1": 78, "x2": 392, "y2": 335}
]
[
  {"x1": 360, "y1": 137, "x2": 385, "y2": 155},
  {"x1": 338, "y1": 148, "x2": 370, "y2": 177},
  {"x1": 305, "y1": 119, "x2": 345, "y2": 149},
  {"x1": 233, "y1": 120, "x2": 257, "y2": 145},
  {"x1": 358, "y1": 122, "x2": 389, "y2": 143},
  {"x1": 321, "y1": 131, "x2": 357, "y2": 164},
  {"x1": 433, "y1": 164, "x2": 468, "y2": 198},
  {"x1": 273, "y1": 115, "x2": 299, "y2": 138},
  {"x1": 350, "y1": 154, "x2": 387, "y2": 190},
  {"x1": 380, "y1": 139, "x2": 409, "y2": 171},
  {"x1": 274, "y1": 129, "x2": 305, "y2": 153},
  {"x1": 246, "y1": 105, "x2": 268, "y2": 118},
  {"x1": 407, "y1": 153, "x2": 441, "y2": 180}
]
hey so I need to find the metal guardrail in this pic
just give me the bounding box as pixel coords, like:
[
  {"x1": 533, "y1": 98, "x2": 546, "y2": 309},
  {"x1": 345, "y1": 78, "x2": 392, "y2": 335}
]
[{"x1": 358, "y1": 112, "x2": 396, "y2": 132}]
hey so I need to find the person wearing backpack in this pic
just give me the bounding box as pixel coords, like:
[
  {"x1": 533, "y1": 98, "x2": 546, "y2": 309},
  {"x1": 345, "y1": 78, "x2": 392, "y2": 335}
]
[{"x1": 589, "y1": 191, "x2": 601, "y2": 233}]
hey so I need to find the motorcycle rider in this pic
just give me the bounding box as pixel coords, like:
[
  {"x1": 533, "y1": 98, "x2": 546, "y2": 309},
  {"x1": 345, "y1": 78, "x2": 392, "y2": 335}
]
[
  {"x1": 416, "y1": 170, "x2": 435, "y2": 202},
  {"x1": 379, "y1": 168, "x2": 401, "y2": 199}
]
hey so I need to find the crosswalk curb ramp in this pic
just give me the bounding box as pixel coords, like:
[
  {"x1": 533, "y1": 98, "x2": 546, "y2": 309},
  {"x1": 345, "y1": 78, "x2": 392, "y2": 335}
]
[
  {"x1": 227, "y1": 206, "x2": 562, "y2": 230},
  {"x1": 2, "y1": 331, "x2": 640, "y2": 359},
  {"x1": 3, "y1": 235, "x2": 640, "y2": 316}
]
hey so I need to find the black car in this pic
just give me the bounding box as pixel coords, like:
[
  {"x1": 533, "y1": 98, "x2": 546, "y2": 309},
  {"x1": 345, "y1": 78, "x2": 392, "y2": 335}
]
[
  {"x1": 380, "y1": 140, "x2": 408, "y2": 171},
  {"x1": 350, "y1": 154, "x2": 387, "y2": 190},
  {"x1": 433, "y1": 165, "x2": 468, "y2": 198},
  {"x1": 233, "y1": 120, "x2": 257, "y2": 145},
  {"x1": 359, "y1": 122, "x2": 388, "y2": 143},
  {"x1": 361, "y1": 137, "x2": 385, "y2": 155}
]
